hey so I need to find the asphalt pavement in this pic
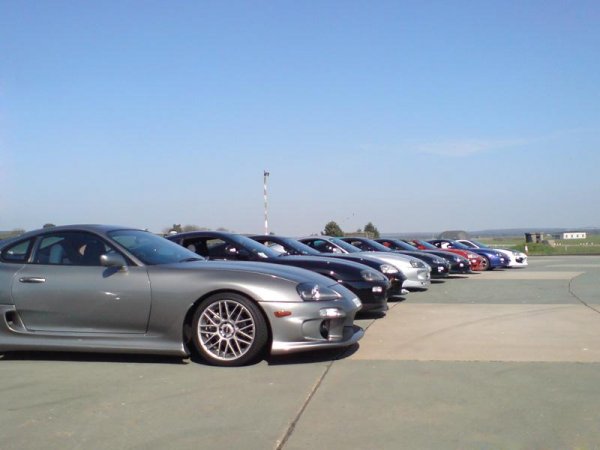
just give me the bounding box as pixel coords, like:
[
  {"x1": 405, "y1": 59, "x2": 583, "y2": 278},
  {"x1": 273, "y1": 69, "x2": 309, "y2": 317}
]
[{"x1": 2, "y1": 256, "x2": 600, "y2": 449}]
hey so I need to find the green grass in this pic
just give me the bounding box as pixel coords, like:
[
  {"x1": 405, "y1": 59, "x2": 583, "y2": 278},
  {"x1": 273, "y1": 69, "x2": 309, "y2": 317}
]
[{"x1": 478, "y1": 236, "x2": 600, "y2": 256}]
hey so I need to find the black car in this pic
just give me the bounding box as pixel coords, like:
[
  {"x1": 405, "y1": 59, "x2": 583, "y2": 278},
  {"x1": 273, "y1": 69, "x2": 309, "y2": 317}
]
[
  {"x1": 340, "y1": 237, "x2": 450, "y2": 278},
  {"x1": 167, "y1": 231, "x2": 391, "y2": 314},
  {"x1": 376, "y1": 238, "x2": 472, "y2": 274},
  {"x1": 250, "y1": 235, "x2": 407, "y2": 298}
]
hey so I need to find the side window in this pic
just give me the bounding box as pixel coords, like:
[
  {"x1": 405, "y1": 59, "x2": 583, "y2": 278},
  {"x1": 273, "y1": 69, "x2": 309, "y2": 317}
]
[
  {"x1": 33, "y1": 232, "x2": 116, "y2": 266},
  {"x1": 182, "y1": 238, "x2": 210, "y2": 257},
  {"x1": 262, "y1": 240, "x2": 286, "y2": 254},
  {"x1": 206, "y1": 238, "x2": 230, "y2": 258},
  {"x1": 303, "y1": 239, "x2": 318, "y2": 250},
  {"x1": 311, "y1": 240, "x2": 333, "y2": 253},
  {"x1": 0, "y1": 239, "x2": 34, "y2": 263},
  {"x1": 348, "y1": 240, "x2": 364, "y2": 249}
]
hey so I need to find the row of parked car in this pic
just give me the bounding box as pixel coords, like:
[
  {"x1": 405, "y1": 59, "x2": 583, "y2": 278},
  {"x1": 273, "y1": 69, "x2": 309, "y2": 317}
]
[{"x1": 0, "y1": 225, "x2": 527, "y2": 366}]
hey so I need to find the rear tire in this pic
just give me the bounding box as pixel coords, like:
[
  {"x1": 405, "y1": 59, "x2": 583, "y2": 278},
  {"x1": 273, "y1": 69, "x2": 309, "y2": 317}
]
[{"x1": 192, "y1": 293, "x2": 268, "y2": 366}]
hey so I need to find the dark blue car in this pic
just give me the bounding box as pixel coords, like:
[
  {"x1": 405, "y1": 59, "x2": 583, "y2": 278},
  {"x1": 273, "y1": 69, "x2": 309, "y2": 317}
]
[{"x1": 428, "y1": 239, "x2": 509, "y2": 270}]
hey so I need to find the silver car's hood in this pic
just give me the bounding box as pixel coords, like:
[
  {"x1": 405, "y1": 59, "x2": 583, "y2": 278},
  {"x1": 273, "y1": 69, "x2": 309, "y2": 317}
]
[
  {"x1": 165, "y1": 260, "x2": 339, "y2": 286},
  {"x1": 355, "y1": 251, "x2": 424, "y2": 269}
]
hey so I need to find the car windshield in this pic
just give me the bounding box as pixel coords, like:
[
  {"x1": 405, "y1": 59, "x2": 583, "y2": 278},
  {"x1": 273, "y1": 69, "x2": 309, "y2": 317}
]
[
  {"x1": 447, "y1": 241, "x2": 470, "y2": 250},
  {"x1": 413, "y1": 240, "x2": 438, "y2": 250},
  {"x1": 391, "y1": 240, "x2": 418, "y2": 250},
  {"x1": 329, "y1": 238, "x2": 362, "y2": 253},
  {"x1": 109, "y1": 229, "x2": 204, "y2": 265},
  {"x1": 470, "y1": 239, "x2": 490, "y2": 248},
  {"x1": 362, "y1": 240, "x2": 391, "y2": 252},
  {"x1": 229, "y1": 234, "x2": 281, "y2": 259}
]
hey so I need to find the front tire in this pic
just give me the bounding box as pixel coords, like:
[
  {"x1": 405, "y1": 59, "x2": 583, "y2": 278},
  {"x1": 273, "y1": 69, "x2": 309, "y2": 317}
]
[
  {"x1": 481, "y1": 256, "x2": 491, "y2": 271},
  {"x1": 192, "y1": 293, "x2": 268, "y2": 366}
]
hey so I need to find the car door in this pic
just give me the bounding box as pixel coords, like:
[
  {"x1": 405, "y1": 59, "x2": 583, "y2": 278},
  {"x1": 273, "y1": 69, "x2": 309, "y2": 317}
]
[{"x1": 11, "y1": 231, "x2": 152, "y2": 334}]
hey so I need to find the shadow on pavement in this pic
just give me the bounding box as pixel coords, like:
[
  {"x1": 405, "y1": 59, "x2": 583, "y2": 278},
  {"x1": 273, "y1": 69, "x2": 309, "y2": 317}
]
[
  {"x1": 387, "y1": 296, "x2": 407, "y2": 303},
  {"x1": 357, "y1": 310, "x2": 387, "y2": 319},
  {"x1": 0, "y1": 350, "x2": 187, "y2": 365},
  {"x1": 266, "y1": 343, "x2": 360, "y2": 366}
]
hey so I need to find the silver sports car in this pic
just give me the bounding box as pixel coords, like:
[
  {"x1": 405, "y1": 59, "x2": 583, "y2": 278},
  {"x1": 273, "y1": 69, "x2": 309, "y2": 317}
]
[{"x1": 0, "y1": 225, "x2": 364, "y2": 366}]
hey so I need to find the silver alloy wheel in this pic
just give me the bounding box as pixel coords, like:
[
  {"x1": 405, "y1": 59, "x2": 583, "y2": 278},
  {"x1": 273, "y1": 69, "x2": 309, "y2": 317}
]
[{"x1": 197, "y1": 299, "x2": 256, "y2": 362}]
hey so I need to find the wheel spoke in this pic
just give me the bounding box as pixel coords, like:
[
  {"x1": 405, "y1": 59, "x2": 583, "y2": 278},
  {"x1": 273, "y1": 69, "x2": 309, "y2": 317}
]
[
  {"x1": 203, "y1": 335, "x2": 221, "y2": 350},
  {"x1": 236, "y1": 329, "x2": 254, "y2": 341},
  {"x1": 198, "y1": 299, "x2": 257, "y2": 361},
  {"x1": 226, "y1": 340, "x2": 239, "y2": 357}
]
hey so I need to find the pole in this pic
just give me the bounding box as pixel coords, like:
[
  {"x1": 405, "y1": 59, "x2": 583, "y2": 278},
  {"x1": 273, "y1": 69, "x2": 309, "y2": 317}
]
[{"x1": 263, "y1": 170, "x2": 270, "y2": 235}]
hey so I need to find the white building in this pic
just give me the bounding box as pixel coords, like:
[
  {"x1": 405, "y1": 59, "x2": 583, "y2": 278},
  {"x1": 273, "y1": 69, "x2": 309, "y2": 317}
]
[{"x1": 562, "y1": 232, "x2": 587, "y2": 240}]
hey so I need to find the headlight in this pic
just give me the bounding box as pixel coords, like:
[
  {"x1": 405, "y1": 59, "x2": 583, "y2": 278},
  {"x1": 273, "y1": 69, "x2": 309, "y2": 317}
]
[
  {"x1": 410, "y1": 260, "x2": 425, "y2": 268},
  {"x1": 380, "y1": 264, "x2": 398, "y2": 274},
  {"x1": 434, "y1": 258, "x2": 445, "y2": 264},
  {"x1": 361, "y1": 269, "x2": 384, "y2": 281},
  {"x1": 467, "y1": 252, "x2": 478, "y2": 259},
  {"x1": 296, "y1": 283, "x2": 342, "y2": 301}
]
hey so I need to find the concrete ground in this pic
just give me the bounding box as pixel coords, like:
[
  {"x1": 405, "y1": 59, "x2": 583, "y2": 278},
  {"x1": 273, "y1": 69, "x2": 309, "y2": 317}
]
[{"x1": 1, "y1": 256, "x2": 600, "y2": 449}]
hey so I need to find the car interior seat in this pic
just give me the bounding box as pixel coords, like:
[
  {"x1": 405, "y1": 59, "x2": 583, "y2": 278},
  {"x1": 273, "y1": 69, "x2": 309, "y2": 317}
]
[{"x1": 81, "y1": 240, "x2": 105, "y2": 265}]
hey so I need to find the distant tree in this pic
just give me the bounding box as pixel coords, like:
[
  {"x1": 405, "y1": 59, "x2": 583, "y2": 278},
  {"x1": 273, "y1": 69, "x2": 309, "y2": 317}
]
[
  {"x1": 162, "y1": 224, "x2": 212, "y2": 235},
  {"x1": 364, "y1": 222, "x2": 380, "y2": 238},
  {"x1": 0, "y1": 229, "x2": 25, "y2": 240},
  {"x1": 164, "y1": 224, "x2": 182, "y2": 235},
  {"x1": 182, "y1": 224, "x2": 210, "y2": 232},
  {"x1": 43, "y1": 223, "x2": 56, "y2": 228},
  {"x1": 323, "y1": 221, "x2": 344, "y2": 237}
]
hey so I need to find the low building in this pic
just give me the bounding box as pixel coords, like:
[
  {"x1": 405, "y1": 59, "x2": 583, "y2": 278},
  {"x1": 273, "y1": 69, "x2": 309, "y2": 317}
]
[{"x1": 562, "y1": 232, "x2": 587, "y2": 240}]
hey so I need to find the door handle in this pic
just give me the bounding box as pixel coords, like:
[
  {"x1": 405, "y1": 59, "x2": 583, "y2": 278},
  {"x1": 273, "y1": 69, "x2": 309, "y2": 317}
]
[{"x1": 19, "y1": 277, "x2": 46, "y2": 283}]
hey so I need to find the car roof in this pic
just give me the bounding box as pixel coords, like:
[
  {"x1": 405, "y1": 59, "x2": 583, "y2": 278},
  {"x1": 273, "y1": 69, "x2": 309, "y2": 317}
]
[{"x1": 0, "y1": 224, "x2": 138, "y2": 247}]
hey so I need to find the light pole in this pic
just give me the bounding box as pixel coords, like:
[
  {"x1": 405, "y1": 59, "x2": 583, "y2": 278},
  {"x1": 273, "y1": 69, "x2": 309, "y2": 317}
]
[{"x1": 263, "y1": 170, "x2": 270, "y2": 235}]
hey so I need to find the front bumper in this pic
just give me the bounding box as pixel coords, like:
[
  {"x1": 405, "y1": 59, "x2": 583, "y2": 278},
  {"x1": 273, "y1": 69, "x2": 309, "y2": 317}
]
[
  {"x1": 402, "y1": 268, "x2": 431, "y2": 290},
  {"x1": 488, "y1": 255, "x2": 509, "y2": 268},
  {"x1": 341, "y1": 279, "x2": 389, "y2": 313},
  {"x1": 387, "y1": 273, "x2": 406, "y2": 297},
  {"x1": 450, "y1": 260, "x2": 472, "y2": 274},
  {"x1": 509, "y1": 255, "x2": 528, "y2": 267},
  {"x1": 430, "y1": 262, "x2": 451, "y2": 278},
  {"x1": 261, "y1": 296, "x2": 364, "y2": 355},
  {"x1": 470, "y1": 257, "x2": 486, "y2": 271}
]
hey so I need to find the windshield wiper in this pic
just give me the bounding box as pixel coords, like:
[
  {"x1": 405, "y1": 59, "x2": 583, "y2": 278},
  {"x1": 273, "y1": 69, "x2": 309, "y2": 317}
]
[{"x1": 179, "y1": 257, "x2": 203, "y2": 262}]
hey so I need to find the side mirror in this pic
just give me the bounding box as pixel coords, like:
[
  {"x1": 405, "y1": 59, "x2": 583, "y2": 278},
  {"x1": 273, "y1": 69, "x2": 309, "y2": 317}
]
[{"x1": 100, "y1": 253, "x2": 128, "y2": 270}]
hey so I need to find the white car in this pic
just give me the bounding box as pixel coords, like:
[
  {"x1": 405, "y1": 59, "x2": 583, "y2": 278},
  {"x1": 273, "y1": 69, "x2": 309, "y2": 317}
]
[{"x1": 456, "y1": 239, "x2": 528, "y2": 268}]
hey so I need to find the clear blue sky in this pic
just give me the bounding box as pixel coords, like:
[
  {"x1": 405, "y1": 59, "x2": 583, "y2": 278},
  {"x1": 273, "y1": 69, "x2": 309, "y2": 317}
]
[{"x1": 1, "y1": 1, "x2": 599, "y2": 235}]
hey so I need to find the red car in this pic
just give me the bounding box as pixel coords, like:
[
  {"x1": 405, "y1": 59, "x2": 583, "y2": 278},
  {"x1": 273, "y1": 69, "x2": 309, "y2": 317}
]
[{"x1": 409, "y1": 239, "x2": 486, "y2": 271}]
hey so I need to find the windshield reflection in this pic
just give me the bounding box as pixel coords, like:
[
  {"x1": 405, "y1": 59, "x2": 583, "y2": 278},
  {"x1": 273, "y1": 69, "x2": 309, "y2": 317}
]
[{"x1": 109, "y1": 230, "x2": 204, "y2": 265}]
